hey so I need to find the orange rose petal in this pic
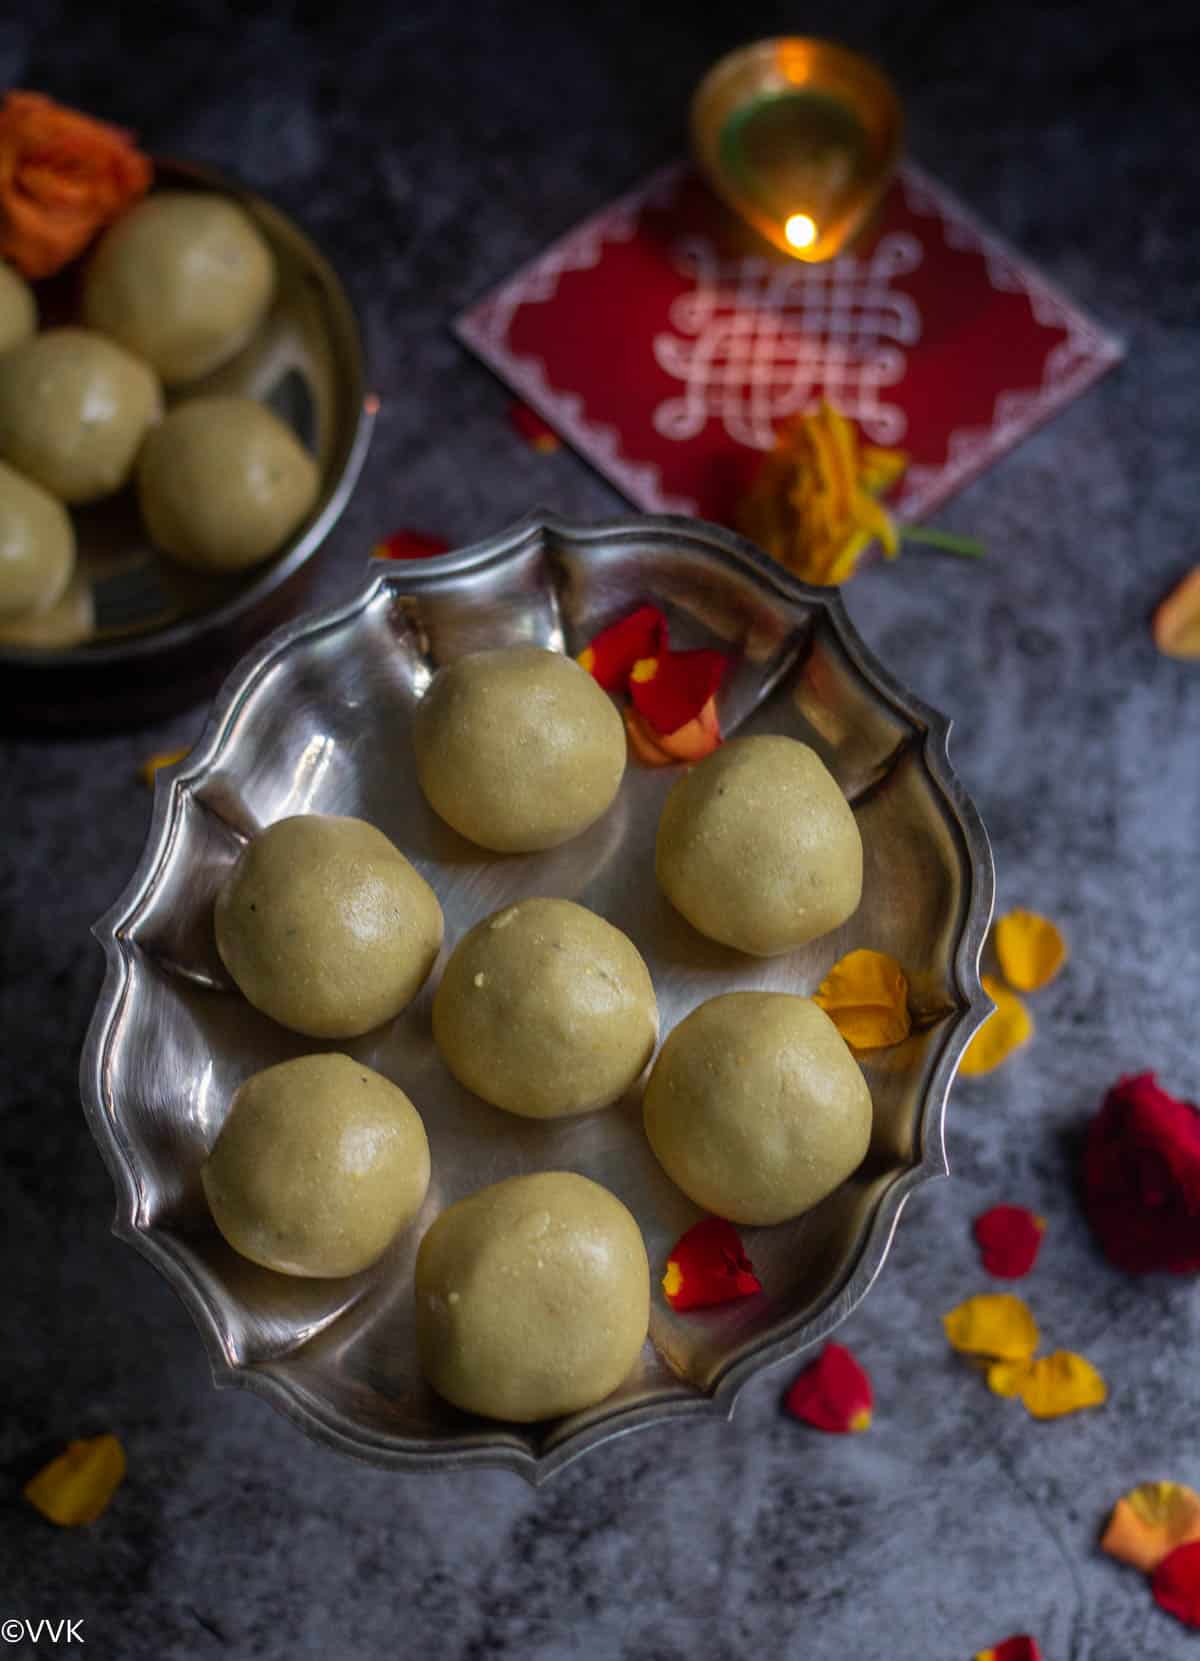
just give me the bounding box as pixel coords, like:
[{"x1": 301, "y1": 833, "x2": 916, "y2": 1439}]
[
  {"x1": 959, "y1": 976, "x2": 1033, "y2": 1076},
  {"x1": 628, "y1": 647, "x2": 728, "y2": 735},
  {"x1": 1101, "y1": 1482, "x2": 1200, "y2": 1573},
  {"x1": 784, "y1": 1343, "x2": 873, "y2": 1433},
  {"x1": 371, "y1": 529, "x2": 450, "y2": 561},
  {"x1": 942, "y1": 1293, "x2": 1039, "y2": 1361},
  {"x1": 0, "y1": 92, "x2": 152, "y2": 278},
  {"x1": 994, "y1": 909, "x2": 1068, "y2": 991},
  {"x1": 986, "y1": 1350, "x2": 1107, "y2": 1418},
  {"x1": 663, "y1": 1217, "x2": 762, "y2": 1311},
  {"x1": 23, "y1": 1434, "x2": 126, "y2": 1526},
  {"x1": 579, "y1": 605, "x2": 668, "y2": 691},
  {"x1": 507, "y1": 401, "x2": 561, "y2": 453},
  {"x1": 1152, "y1": 567, "x2": 1200, "y2": 660},
  {"x1": 624, "y1": 697, "x2": 722, "y2": 767},
  {"x1": 813, "y1": 948, "x2": 911, "y2": 1050}
]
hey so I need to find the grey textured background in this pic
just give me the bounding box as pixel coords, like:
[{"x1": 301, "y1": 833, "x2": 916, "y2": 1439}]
[{"x1": 2, "y1": 1, "x2": 1199, "y2": 1656}]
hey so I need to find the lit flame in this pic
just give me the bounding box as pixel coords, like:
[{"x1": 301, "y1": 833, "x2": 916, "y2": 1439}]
[{"x1": 785, "y1": 213, "x2": 817, "y2": 250}]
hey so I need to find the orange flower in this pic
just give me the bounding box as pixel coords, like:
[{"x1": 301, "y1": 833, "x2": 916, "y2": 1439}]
[
  {"x1": 0, "y1": 91, "x2": 152, "y2": 279},
  {"x1": 738, "y1": 402, "x2": 906, "y2": 586}
]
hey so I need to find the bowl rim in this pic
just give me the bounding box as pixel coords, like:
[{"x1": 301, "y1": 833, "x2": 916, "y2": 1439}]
[
  {"x1": 0, "y1": 156, "x2": 375, "y2": 671},
  {"x1": 79, "y1": 509, "x2": 995, "y2": 1484}
]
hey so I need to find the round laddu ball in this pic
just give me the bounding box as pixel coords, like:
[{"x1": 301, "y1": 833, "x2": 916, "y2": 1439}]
[
  {"x1": 0, "y1": 262, "x2": 36, "y2": 353},
  {"x1": 136, "y1": 396, "x2": 319, "y2": 572},
  {"x1": 643, "y1": 991, "x2": 873, "y2": 1225},
  {"x1": 0, "y1": 568, "x2": 93, "y2": 648},
  {"x1": 83, "y1": 191, "x2": 276, "y2": 384},
  {"x1": 0, "y1": 460, "x2": 75, "y2": 619},
  {"x1": 433, "y1": 897, "x2": 658, "y2": 1118},
  {"x1": 214, "y1": 814, "x2": 444, "y2": 1039},
  {"x1": 0, "y1": 328, "x2": 161, "y2": 504},
  {"x1": 412, "y1": 645, "x2": 626, "y2": 852},
  {"x1": 655, "y1": 734, "x2": 862, "y2": 956},
  {"x1": 415, "y1": 1172, "x2": 650, "y2": 1422},
  {"x1": 201, "y1": 1053, "x2": 431, "y2": 1278}
]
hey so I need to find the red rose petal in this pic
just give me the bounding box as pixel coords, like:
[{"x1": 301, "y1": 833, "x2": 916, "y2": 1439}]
[
  {"x1": 973, "y1": 1205, "x2": 1046, "y2": 1278},
  {"x1": 1153, "y1": 1540, "x2": 1200, "y2": 1628},
  {"x1": 372, "y1": 529, "x2": 451, "y2": 561},
  {"x1": 784, "y1": 1343, "x2": 873, "y2": 1433},
  {"x1": 578, "y1": 605, "x2": 668, "y2": 692},
  {"x1": 1083, "y1": 1073, "x2": 1200, "y2": 1274},
  {"x1": 974, "y1": 1638, "x2": 1044, "y2": 1661},
  {"x1": 663, "y1": 1217, "x2": 761, "y2": 1311},
  {"x1": 629, "y1": 647, "x2": 728, "y2": 735},
  {"x1": 508, "y1": 401, "x2": 561, "y2": 452}
]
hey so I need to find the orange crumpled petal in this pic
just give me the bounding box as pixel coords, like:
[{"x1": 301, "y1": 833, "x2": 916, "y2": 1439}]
[
  {"x1": 1152, "y1": 567, "x2": 1200, "y2": 660},
  {"x1": 813, "y1": 948, "x2": 911, "y2": 1050},
  {"x1": 23, "y1": 1434, "x2": 126, "y2": 1525},
  {"x1": 139, "y1": 745, "x2": 190, "y2": 788},
  {"x1": 625, "y1": 696, "x2": 722, "y2": 766},
  {"x1": 942, "y1": 1293, "x2": 1039, "y2": 1361},
  {"x1": 1101, "y1": 1482, "x2": 1200, "y2": 1573},
  {"x1": 959, "y1": 976, "x2": 1033, "y2": 1076},
  {"x1": 994, "y1": 909, "x2": 1068, "y2": 992},
  {"x1": 986, "y1": 1350, "x2": 1107, "y2": 1418},
  {"x1": 0, "y1": 92, "x2": 152, "y2": 278}
]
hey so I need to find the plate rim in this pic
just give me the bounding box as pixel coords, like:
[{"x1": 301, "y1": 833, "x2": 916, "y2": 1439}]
[{"x1": 79, "y1": 508, "x2": 995, "y2": 1484}]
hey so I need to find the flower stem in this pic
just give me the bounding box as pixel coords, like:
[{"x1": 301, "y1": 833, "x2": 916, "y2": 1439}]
[{"x1": 901, "y1": 526, "x2": 987, "y2": 560}]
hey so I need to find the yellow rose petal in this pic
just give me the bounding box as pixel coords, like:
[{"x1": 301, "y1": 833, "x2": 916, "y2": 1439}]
[
  {"x1": 959, "y1": 976, "x2": 1033, "y2": 1076},
  {"x1": 994, "y1": 909, "x2": 1068, "y2": 992},
  {"x1": 986, "y1": 1351, "x2": 1106, "y2": 1419},
  {"x1": 942, "y1": 1292, "x2": 1039, "y2": 1361},
  {"x1": 24, "y1": 1434, "x2": 126, "y2": 1526},
  {"x1": 813, "y1": 948, "x2": 911, "y2": 1051}
]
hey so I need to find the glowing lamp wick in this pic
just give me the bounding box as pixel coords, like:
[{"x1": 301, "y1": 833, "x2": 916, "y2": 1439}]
[{"x1": 785, "y1": 212, "x2": 817, "y2": 250}]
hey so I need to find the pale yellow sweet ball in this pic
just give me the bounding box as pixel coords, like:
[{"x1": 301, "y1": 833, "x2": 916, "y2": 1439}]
[
  {"x1": 202, "y1": 1053, "x2": 431, "y2": 1278},
  {"x1": 137, "y1": 396, "x2": 318, "y2": 572},
  {"x1": 413, "y1": 646, "x2": 626, "y2": 852},
  {"x1": 433, "y1": 898, "x2": 658, "y2": 1118},
  {"x1": 644, "y1": 991, "x2": 873, "y2": 1225},
  {"x1": 0, "y1": 460, "x2": 75, "y2": 619},
  {"x1": 415, "y1": 1172, "x2": 650, "y2": 1422},
  {"x1": 0, "y1": 262, "x2": 36, "y2": 354},
  {"x1": 656, "y1": 734, "x2": 862, "y2": 956},
  {"x1": 83, "y1": 191, "x2": 276, "y2": 385},
  {"x1": 215, "y1": 814, "x2": 443, "y2": 1038},
  {"x1": 0, "y1": 328, "x2": 161, "y2": 504}
]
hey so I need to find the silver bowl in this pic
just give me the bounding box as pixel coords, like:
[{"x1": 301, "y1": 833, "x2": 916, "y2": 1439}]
[
  {"x1": 80, "y1": 511, "x2": 993, "y2": 1483},
  {"x1": 0, "y1": 158, "x2": 374, "y2": 730}
]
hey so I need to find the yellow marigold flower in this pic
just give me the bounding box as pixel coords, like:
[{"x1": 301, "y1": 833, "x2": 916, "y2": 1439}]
[{"x1": 738, "y1": 401, "x2": 907, "y2": 587}]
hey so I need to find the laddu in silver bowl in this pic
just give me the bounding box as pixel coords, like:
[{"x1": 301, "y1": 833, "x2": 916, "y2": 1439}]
[{"x1": 81, "y1": 511, "x2": 993, "y2": 1483}]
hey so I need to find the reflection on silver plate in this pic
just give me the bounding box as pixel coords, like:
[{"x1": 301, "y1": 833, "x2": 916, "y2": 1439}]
[
  {"x1": 0, "y1": 159, "x2": 373, "y2": 729},
  {"x1": 81, "y1": 512, "x2": 994, "y2": 1482}
]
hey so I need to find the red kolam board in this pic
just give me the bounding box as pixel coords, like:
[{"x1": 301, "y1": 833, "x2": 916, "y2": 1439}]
[{"x1": 454, "y1": 160, "x2": 1123, "y2": 524}]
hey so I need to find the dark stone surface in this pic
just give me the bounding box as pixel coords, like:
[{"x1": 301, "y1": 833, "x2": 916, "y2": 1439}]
[{"x1": 2, "y1": 1, "x2": 1198, "y2": 1655}]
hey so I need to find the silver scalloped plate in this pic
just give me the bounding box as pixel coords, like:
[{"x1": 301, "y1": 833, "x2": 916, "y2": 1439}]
[{"x1": 80, "y1": 511, "x2": 994, "y2": 1483}]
